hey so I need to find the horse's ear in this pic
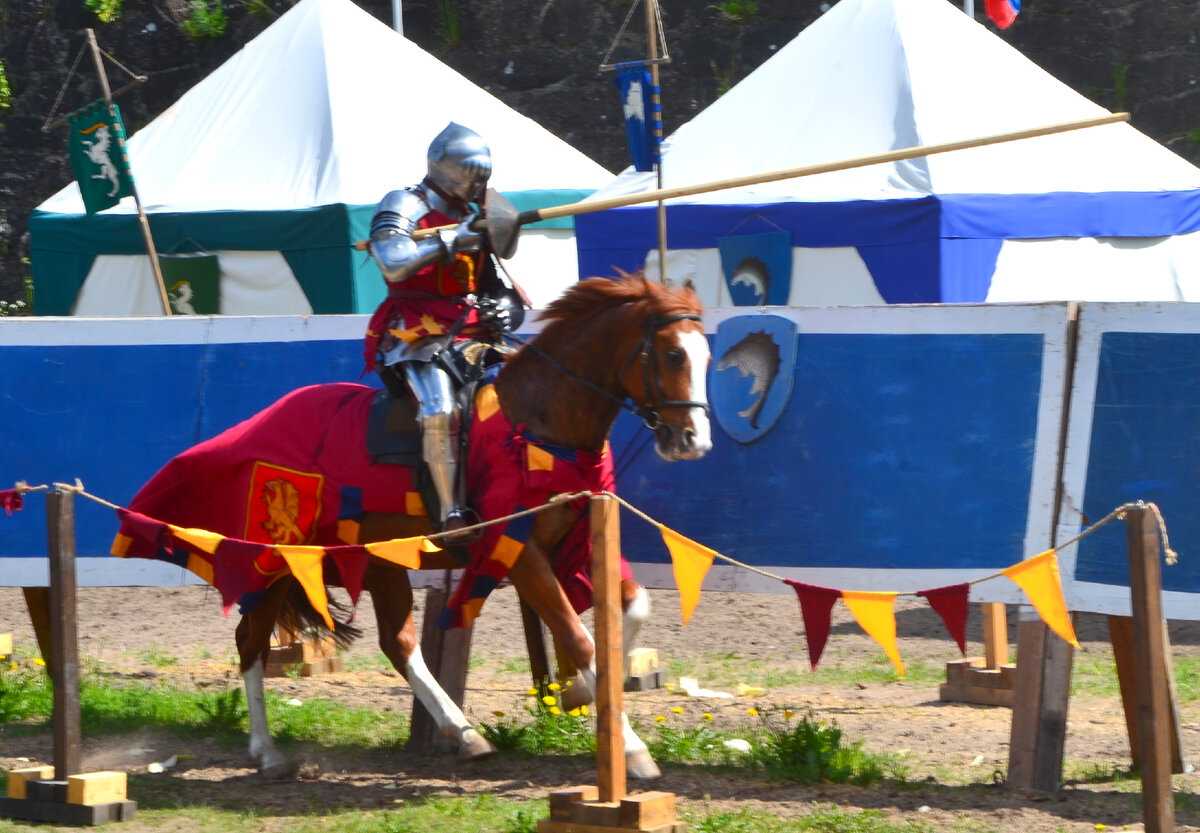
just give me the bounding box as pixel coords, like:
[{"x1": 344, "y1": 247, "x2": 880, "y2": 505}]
[{"x1": 683, "y1": 278, "x2": 697, "y2": 295}]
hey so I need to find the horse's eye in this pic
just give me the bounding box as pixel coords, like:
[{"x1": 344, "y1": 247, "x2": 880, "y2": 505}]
[{"x1": 664, "y1": 348, "x2": 686, "y2": 368}]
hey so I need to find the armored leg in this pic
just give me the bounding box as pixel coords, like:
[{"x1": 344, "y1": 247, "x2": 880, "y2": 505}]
[{"x1": 402, "y1": 361, "x2": 477, "y2": 542}]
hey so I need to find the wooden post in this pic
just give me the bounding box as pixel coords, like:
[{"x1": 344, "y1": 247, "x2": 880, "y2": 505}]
[
  {"x1": 46, "y1": 490, "x2": 82, "y2": 780},
  {"x1": 1006, "y1": 605, "x2": 1074, "y2": 791},
  {"x1": 982, "y1": 603, "x2": 1009, "y2": 667},
  {"x1": 409, "y1": 570, "x2": 473, "y2": 751},
  {"x1": 85, "y1": 28, "x2": 171, "y2": 316},
  {"x1": 1124, "y1": 506, "x2": 1175, "y2": 833},
  {"x1": 520, "y1": 597, "x2": 552, "y2": 693},
  {"x1": 1110, "y1": 616, "x2": 1189, "y2": 775},
  {"x1": 591, "y1": 494, "x2": 625, "y2": 803}
]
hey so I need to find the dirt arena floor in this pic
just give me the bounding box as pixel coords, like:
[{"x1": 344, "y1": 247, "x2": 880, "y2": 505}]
[{"x1": 3, "y1": 582, "x2": 1200, "y2": 831}]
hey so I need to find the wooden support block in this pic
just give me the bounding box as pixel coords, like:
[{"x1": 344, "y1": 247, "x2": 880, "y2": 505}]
[
  {"x1": 627, "y1": 648, "x2": 659, "y2": 677},
  {"x1": 0, "y1": 796, "x2": 136, "y2": 825},
  {"x1": 939, "y1": 658, "x2": 1016, "y2": 707},
  {"x1": 0, "y1": 633, "x2": 12, "y2": 659},
  {"x1": 573, "y1": 801, "x2": 621, "y2": 827},
  {"x1": 537, "y1": 821, "x2": 686, "y2": 833},
  {"x1": 5, "y1": 767, "x2": 54, "y2": 800},
  {"x1": 549, "y1": 786, "x2": 599, "y2": 820},
  {"x1": 624, "y1": 670, "x2": 665, "y2": 692},
  {"x1": 618, "y1": 791, "x2": 677, "y2": 829},
  {"x1": 24, "y1": 780, "x2": 68, "y2": 803},
  {"x1": 67, "y1": 772, "x2": 127, "y2": 806}
]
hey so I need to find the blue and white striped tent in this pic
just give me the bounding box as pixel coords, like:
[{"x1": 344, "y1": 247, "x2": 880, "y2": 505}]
[{"x1": 576, "y1": 0, "x2": 1200, "y2": 306}]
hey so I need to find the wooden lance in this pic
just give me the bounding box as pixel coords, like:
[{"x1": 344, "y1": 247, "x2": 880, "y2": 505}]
[{"x1": 353, "y1": 111, "x2": 1129, "y2": 254}]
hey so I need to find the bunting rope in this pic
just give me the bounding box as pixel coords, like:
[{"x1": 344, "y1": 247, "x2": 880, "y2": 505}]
[
  {"x1": 607, "y1": 492, "x2": 1177, "y2": 594},
  {"x1": 3, "y1": 479, "x2": 1179, "y2": 677}
]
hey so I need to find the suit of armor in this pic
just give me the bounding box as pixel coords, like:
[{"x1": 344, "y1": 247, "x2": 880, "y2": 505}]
[{"x1": 365, "y1": 123, "x2": 504, "y2": 542}]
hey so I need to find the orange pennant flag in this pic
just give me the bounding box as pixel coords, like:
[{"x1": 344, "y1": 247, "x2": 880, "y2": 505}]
[
  {"x1": 659, "y1": 524, "x2": 716, "y2": 625},
  {"x1": 169, "y1": 524, "x2": 224, "y2": 555},
  {"x1": 841, "y1": 590, "x2": 905, "y2": 677},
  {"x1": 365, "y1": 537, "x2": 424, "y2": 569},
  {"x1": 276, "y1": 544, "x2": 333, "y2": 629},
  {"x1": 1002, "y1": 549, "x2": 1079, "y2": 647}
]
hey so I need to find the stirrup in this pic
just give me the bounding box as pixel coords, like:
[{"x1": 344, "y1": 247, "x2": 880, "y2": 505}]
[{"x1": 439, "y1": 507, "x2": 482, "y2": 546}]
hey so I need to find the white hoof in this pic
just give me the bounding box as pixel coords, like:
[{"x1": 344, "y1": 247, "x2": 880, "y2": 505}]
[
  {"x1": 626, "y1": 749, "x2": 662, "y2": 780},
  {"x1": 458, "y1": 728, "x2": 498, "y2": 760}
]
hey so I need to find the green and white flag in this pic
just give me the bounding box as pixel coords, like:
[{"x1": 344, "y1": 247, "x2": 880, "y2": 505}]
[{"x1": 67, "y1": 100, "x2": 134, "y2": 214}]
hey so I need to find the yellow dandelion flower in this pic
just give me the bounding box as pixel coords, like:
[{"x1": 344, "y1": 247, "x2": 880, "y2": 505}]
[
  {"x1": 542, "y1": 695, "x2": 556, "y2": 706},
  {"x1": 33, "y1": 658, "x2": 45, "y2": 667},
  {"x1": 747, "y1": 707, "x2": 759, "y2": 716},
  {"x1": 580, "y1": 705, "x2": 588, "y2": 716},
  {"x1": 655, "y1": 715, "x2": 667, "y2": 723},
  {"x1": 7, "y1": 662, "x2": 16, "y2": 671},
  {"x1": 784, "y1": 709, "x2": 795, "y2": 719},
  {"x1": 565, "y1": 679, "x2": 573, "y2": 686},
  {"x1": 492, "y1": 710, "x2": 506, "y2": 718},
  {"x1": 671, "y1": 706, "x2": 684, "y2": 714},
  {"x1": 1094, "y1": 826, "x2": 1106, "y2": 831},
  {"x1": 527, "y1": 688, "x2": 538, "y2": 696},
  {"x1": 568, "y1": 708, "x2": 581, "y2": 717},
  {"x1": 548, "y1": 682, "x2": 561, "y2": 691},
  {"x1": 549, "y1": 706, "x2": 561, "y2": 716},
  {"x1": 702, "y1": 713, "x2": 713, "y2": 722}
]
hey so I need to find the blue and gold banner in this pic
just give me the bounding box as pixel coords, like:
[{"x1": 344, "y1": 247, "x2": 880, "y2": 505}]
[{"x1": 613, "y1": 62, "x2": 659, "y2": 172}]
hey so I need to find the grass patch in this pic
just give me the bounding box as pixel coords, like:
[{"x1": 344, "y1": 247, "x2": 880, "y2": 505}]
[
  {"x1": 684, "y1": 804, "x2": 935, "y2": 832},
  {"x1": 0, "y1": 664, "x2": 407, "y2": 749},
  {"x1": 664, "y1": 651, "x2": 944, "y2": 690},
  {"x1": 479, "y1": 684, "x2": 594, "y2": 757}
]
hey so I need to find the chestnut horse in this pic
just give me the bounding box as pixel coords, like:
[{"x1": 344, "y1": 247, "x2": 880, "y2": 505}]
[{"x1": 116, "y1": 274, "x2": 711, "y2": 780}]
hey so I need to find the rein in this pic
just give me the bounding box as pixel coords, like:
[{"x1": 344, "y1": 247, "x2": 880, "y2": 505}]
[{"x1": 500, "y1": 312, "x2": 710, "y2": 431}]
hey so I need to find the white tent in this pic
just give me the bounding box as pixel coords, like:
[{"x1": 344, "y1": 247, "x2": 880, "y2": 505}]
[
  {"x1": 576, "y1": 0, "x2": 1200, "y2": 306},
  {"x1": 31, "y1": 0, "x2": 612, "y2": 316}
]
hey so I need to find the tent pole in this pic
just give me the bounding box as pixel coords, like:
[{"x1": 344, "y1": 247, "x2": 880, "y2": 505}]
[
  {"x1": 86, "y1": 29, "x2": 171, "y2": 316},
  {"x1": 964, "y1": 0, "x2": 975, "y2": 19},
  {"x1": 645, "y1": 0, "x2": 667, "y2": 283},
  {"x1": 392, "y1": 0, "x2": 403, "y2": 35}
]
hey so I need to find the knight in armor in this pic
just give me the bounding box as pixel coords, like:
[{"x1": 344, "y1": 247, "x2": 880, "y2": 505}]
[{"x1": 364, "y1": 122, "x2": 526, "y2": 543}]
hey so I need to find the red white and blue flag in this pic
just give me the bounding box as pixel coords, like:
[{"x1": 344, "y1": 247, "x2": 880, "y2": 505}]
[{"x1": 985, "y1": 0, "x2": 1020, "y2": 29}]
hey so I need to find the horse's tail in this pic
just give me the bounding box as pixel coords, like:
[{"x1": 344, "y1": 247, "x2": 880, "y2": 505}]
[{"x1": 278, "y1": 581, "x2": 362, "y2": 652}]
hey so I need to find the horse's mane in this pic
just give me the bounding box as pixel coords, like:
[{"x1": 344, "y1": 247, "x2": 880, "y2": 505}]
[{"x1": 536, "y1": 272, "x2": 702, "y2": 338}]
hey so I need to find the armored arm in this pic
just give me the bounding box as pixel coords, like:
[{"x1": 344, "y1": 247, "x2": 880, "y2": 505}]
[{"x1": 368, "y1": 188, "x2": 483, "y2": 284}]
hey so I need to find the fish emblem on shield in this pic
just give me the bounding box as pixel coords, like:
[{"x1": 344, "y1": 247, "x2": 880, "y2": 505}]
[
  {"x1": 711, "y1": 315, "x2": 798, "y2": 443},
  {"x1": 717, "y1": 230, "x2": 793, "y2": 306}
]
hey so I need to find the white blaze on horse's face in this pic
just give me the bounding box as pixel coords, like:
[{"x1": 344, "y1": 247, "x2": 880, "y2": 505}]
[{"x1": 655, "y1": 327, "x2": 713, "y2": 462}]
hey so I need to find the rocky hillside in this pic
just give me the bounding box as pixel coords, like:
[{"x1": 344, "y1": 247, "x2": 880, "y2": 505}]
[{"x1": 1, "y1": 0, "x2": 1198, "y2": 308}]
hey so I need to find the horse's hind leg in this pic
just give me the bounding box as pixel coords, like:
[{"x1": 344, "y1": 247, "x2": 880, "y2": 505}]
[
  {"x1": 235, "y1": 577, "x2": 296, "y2": 779},
  {"x1": 364, "y1": 561, "x2": 495, "y2": 760}
]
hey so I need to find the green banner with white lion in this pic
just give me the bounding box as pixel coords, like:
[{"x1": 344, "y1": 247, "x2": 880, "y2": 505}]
[{"x1": 67, "y1": 100, "x2": 134, "y2": 215}]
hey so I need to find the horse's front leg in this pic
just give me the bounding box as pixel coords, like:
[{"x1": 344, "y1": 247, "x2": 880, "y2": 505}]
[
  {"x1": 364, "y1": 561, "x2": 496, "y2": 760},
  {"x1": 560, "y1": 577, "x2": 651, "y2": 711},
  {"x1": 235, "y1": 578, "x2": 295, "y2": 779},
  {"x1": 508, "y1": 542, "x2": 661, "y2": 780}
]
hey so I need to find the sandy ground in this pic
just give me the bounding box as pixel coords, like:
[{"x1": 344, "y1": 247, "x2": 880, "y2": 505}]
[{"x1": 3, "y1": 582, "x2": 1200, "y2": 831}]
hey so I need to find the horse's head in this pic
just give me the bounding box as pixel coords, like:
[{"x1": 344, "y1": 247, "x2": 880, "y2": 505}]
[
  {"x1": 505, "y1": 274, "x2": 713, "y2": 460},
  {"x1": 612, "y1": 278, "x2": 712, "y2": 462}
]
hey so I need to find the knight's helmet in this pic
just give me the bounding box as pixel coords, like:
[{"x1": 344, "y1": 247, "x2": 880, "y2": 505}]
[{"x1": 426, "y1": 123, "x2": 492, "y2": 203}]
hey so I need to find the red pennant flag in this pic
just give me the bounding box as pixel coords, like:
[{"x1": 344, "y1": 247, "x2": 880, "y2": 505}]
[
  {"x1": 785, "y1": 580, "x2": 842, "y2": 670},
  {"x1": 916, "y1": 583, "x2": 970, "y2": 655},
  {"x1": 116, "y1": 508, "x2": 171, "y2": 549},
  {"x1": 211, "y1": 538, "x2": 274, "y2": 615},
  {"x1": 1, "y1": 489, "x2": 25, "y2": 515},
  {"x1": 325, "y1": 545, "x2": 371, "y2": 607}
]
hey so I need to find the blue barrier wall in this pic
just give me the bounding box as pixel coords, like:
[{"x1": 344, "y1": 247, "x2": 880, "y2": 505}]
[
  {"x1": 1060, "y1": 304, "x2": 1200, "y2": 620},
  {"x1": 2, "y1": 305, "x2": 1068, "y2": 605}
]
